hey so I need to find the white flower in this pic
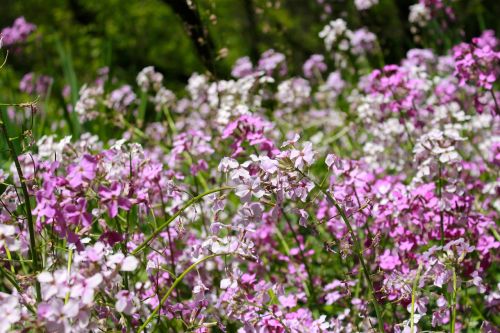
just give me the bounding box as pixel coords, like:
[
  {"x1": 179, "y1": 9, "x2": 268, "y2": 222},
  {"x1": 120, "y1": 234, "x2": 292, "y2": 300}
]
[
  {"x1": 218, "y1": 157, "x2": 239, "y2": 173},
  {"x1": 409, "y1": 3, "x2": 431, "y2": 27},
  {"x1": 137, "y1": 66, "x2": 163, "y2": 92},
  {"x1": 354, "y1": 0, "x2": 378, "y2": 10},
  {"x1": 319, "y1": 19, "x2": 348, "y2": 50},
  {"x1": 75, "y1": 84, "x2": 104, "y2": 122},
  {"x1": 220, "y1": 278, "x2": 234, "y2": 290},
  {"x1": 290, "y1": 141, "x2": 315, "y2": 169},
  {"x1": 235, "y1": 178, "x2": 265, "y2": 202},
  {"x1": 0, "y1": 292, "x2": 21, "y2": 332}
]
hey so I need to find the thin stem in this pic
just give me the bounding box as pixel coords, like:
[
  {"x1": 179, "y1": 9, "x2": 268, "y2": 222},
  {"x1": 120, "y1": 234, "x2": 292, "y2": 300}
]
[
  {"x1": 437, "y1": 163, "x2": 444, "y2": 247},
  {"x1": 0, "y1": 265, "x2": 36, "y2": 314},
  {"x1": 0, "y1": 98, "x2": 39, "y2": 108},
  {"x1": 157, "y1": 184, "x2": 177, "y2": 277},
  {"x1": 64, "y1": 248, "x2": 73, "y2": 304},
  {"x1": 0, "y1": 50, "x2": 8, "y2": 69},
  {"x1": 410, "y1": 265, "x2": 423, "y2": 333},
  {"x1": 296, "y1": 168, "x2": 385, "y2": 332},
  {"x1": 490, "y1": 90, "x2": 500, "y2": 116},
  {"x1": 245, "y1": 301, "x2": 292, "y2": 333},
  {"x1": 450, "y1": 266, "x2": 457, "y2": 333},
  {"x1": 137, "y1": 253, "x2": 228, "y2": 332},
  {"x1": 114, "y1": 217, "x2": 129, "y2": 290},
  {"x1": 0, "y1": 111, "x2": 42, "y2": 302},
  {"x1": 132, "y1": 186, "x2": 233, "y2": 255},
  {"x1": 402, "y1": 119, "x2": 414, "y2": 149},
  {"x1": 283, "y1": 212, "x2": 317, "y2": 305}
]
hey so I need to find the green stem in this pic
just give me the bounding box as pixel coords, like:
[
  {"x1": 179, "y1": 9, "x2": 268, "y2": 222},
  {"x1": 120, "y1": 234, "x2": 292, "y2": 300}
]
[
  {"x1": 283, "y1": 212, "x2": 317, "y2": 306},
  {"x1": 450, "y1": 266, "x2": 457, "y2": 333},
  {"x1": 244, "y1": 301, "x2": 292, "y2": 333},
  {"x1": 115, "y1": 218, "x2": 129, "y2": 290},
  {"x1": 437, "y1": 163, "x2": 444, "y2": 247},
  {"x1": 490, "y1": 90, "x2": 500, "y2": 116},
  {"x1": 64, "y1": 248, "x2": 73, "y2": 303},
  {"x1": 132, "y1": 187, "x2": 233, "y2": 255},
  {"x1": 0, "y1": 265, "x2": 36, "y2": 314},
  {"x1": 297, "y1": 169, "x2": 384, "y2": 332},
  {"x1": 0, "y1": 111, "x2": 42, "y2": 302},
  {"x1": 410, "y1": 265, "x2": 423, "y2": 333},
  {"x1": 137, "y1": 253, "x2": 227, "y2": 332}
]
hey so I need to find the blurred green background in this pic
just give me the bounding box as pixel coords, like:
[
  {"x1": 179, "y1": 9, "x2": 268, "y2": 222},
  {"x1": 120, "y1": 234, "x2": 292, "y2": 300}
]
[{"x1": 1, "y1": 0, "x2": 499, "y2": 91}]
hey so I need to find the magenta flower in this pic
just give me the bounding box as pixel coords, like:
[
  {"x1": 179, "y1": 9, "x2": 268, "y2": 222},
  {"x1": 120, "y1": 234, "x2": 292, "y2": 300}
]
[
  {"x1": 63, "y1": 198, "x2": 92, "y2": 227},
  {"x1": 66, "y1": 154, "x2": 97, "y2": 188},
  {"x1": 303, "y1": 54, "x2": 327, "y2": 79},
  {"x1": 453, "y1": 32, "x2": 500, "y2": 92},
  {"x1": 231, "y1": 56, "x2": 254, "y2": 78},
  {"x1": 1, "y1": 16, "x2": 36, "y2": 47},
  {"x1": 278, "y1": 294, "x2": 297, "y2": 308},
  {"x1": 98, "y1": 182, "x2": 131, "y2": 218},
  {"x1": 379, "y1": 249, "x2": 401, "y2": 270}
]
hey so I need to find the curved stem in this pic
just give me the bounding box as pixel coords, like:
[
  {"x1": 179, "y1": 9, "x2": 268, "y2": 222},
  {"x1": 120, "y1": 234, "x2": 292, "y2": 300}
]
[
  {"x1": 244, "y1": 301, "x2": 292, "y2": 333},
  {"x1": 297, "y1": 168, "x2": 385, "y2": 332},
  {"x1": 0, "y1": 111, "x2": 42, "y2": 302},
  {"x1": 283, "y1": 212, "x2": 317, "y2": 306},
  {"x1": 132, "y1": 186, "x2": 233, "y2": 255},
  {"x1": 490, "y1": 90, "x2": 500, "y2": 116},
  {"x1": 137, "y1": 253, "x2": 227, "y2": 332},
  {"x1": 0, "y1": 265, "x2": 36, "y2": 314}
]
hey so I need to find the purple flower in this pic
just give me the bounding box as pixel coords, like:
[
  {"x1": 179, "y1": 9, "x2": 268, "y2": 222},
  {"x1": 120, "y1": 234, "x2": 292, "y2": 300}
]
[
  {"x1": 1, "y1": 17, "x2": 36, "y2": 47},
  {"x1": 278, "y1": 294, "x2": 297, "y2": 308},
  {"x1": 98, "y1": 182, "x2": 131, "y2": 218},
  {"x1": 69, "y1": 273, "x2": 103, "y2": 305},
  {"x1": 20, "y1": 73, "x2": 54, "y2": 96},
  {"x1": 453, "y1": 33, "x2": 500, "y2": 91},
  {"x1": 379, "y1": 249, "x2": 401, "y2": 270},
  {"x1": 106, "y1": 85, "x2": 136, "y2": 112},
  {"x1": 64, "y1": 198, "x2": 92, "y2": 227},
  {"x1": 232, "y1": 56, "x2": 254, "y2": 78},
  {"x1": 257, "y1": 49, "x2": 287, "y2": 76},
  {"x1": 235, "y1": 178, "x2": 265, "y2": 202},
  {"x1": 303, "y1": 54, "x2": 327, "y2": 79},
  {"x1": 115, "y1": 290, "x2": 138, "y2": 315},
  {"x1": 290, "y1": 141, "x2": 315, "y2": 169},
  {"x1": 67, "y1": 154, "x2": 97, "y2": 188},
  {"x1": 349, "y1": 28, "x2": 377, "y2": 56}
]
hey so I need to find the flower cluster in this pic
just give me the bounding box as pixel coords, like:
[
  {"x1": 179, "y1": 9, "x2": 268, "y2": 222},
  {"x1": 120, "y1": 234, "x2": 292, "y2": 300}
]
[
  {"x1": 0, "y1": 7, "x2": 499, "y2": 333},
  {"x1": 354, "y1": 0, "x2": 378, "y2": 11},
  {"x1": 0, "y1": 16, "x2": 36, "y2": 47},
  {"x1": 319, "y1": 19, "x2": 379, "y2": 68},
  {"x1": 453, "y1": 30, "x2": 500, "y2": 91},
  {"x1": 19, "y1": 72, "x2": 53, "y2": 96}
]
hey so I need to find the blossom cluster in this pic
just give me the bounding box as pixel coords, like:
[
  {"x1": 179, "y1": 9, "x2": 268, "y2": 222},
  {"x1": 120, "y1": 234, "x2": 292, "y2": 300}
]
[
  {"x1": 0, "y1": 9, "x2": 499, "y2": 333},
  {"x1": 0, "y1": 16, "x2": 36, "y2": 47}
]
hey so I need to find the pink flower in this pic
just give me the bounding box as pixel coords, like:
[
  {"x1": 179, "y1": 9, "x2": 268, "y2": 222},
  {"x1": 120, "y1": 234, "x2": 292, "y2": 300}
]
[
  {"x1": 303, "y1": 54, "x2": 327, "y2": 79},
  {"x1": 67, "y1": 154, "x2": 97, "y2": 188},
  {"x1": 64, "y1": 198, "x2": 92, "y2": 227},
  {"x1": 278, "y1": 294, "x2": 297, "y2": 308},
  {"x1": 1, "y1": 17, "x2": 36, "y2": 47},
  {"x1": 232, "y1": 56, "x2": 254, "y2": 78},
  {"x1": 70, "y1": 273, "x2": 103, "y2": 305},
  {"x1": 98, "y1": 182, "x2": 131, "y2": 218},
  {"x1": 379, "y1": 249, "x2": 401, "y2": 270}
]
